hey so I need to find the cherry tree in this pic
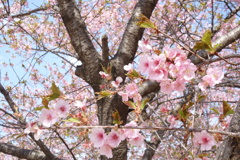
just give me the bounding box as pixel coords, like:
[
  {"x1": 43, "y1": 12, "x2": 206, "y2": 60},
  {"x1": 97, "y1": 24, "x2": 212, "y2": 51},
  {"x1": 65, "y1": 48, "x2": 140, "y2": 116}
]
[{"x1": 0, "y1": 0, "x2": 240, "y2": 159}]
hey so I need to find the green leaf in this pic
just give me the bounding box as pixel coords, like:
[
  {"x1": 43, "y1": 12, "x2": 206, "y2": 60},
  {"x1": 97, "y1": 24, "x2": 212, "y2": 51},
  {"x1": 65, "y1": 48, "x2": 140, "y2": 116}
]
[
  {"x1": 64, "y1": 117, "x2": 81, "y2": 123},
  {"x1": 126, "y1": 69, "x2": 141, "y2": 79},
  {"x1": 137, "y1": 14, "x2": 156, "y2": 29},
  {"x1": 140, "y1": 98, "x2": 150, "y2": 110},
  {"x1": 193, "y1": 41, "x2": 211, "y2": 51},
  {"x1": 211, "y1": 108, "x2": 220, "y2": 115},
  {"x1": 95, "y1": 90, "x2": 114, "y2": 100},
  {"x1": 34, "y1": 106, "x2": 47, "y2": 111},
  {"x1": 51, "y1": 82, "x2": 61, "y2": 96},
  {"x1": 201, "y1": 30, "x2": 212, "y2": 48},
  {"x1": 124, "y1": 101, "x2": 136, "y2": 109},
  {"x1": 112, "y1": 110, "x2": 123, "y2": 125}
]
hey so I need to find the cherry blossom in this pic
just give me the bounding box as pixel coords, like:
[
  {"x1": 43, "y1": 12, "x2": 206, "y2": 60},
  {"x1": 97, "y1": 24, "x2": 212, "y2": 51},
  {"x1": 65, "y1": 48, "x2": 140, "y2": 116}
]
[
  {"x1": 193, "y1": 130, "x2": 216, "y2": 151},
  {"x1": 138, "y1": 39, "x2": 152, "y2": 53},
  {"x1": 38, "y1": 108, "x2": 58, "y2": 127},
  {"x1": 111, "y1": 76, "x2": 123, "y2": 88},
  {"x1": 129, "y1": 134, "x2": 144, "y2": 146},
  {"x1": 89, "y1": 128, "x2": 107, "y2": 148},
  {"x1": 99, "y1": 144, "x2": 113, "y2": 158},
  {"x1": 55, "y1": 99, "x2": 70, "y2": 118},
  {"x1": 24, "y1": 122, "x2": 43, "y2": 140},
  {"x1": 106, "y1": 130, "x2": 122, "y2": 148}
]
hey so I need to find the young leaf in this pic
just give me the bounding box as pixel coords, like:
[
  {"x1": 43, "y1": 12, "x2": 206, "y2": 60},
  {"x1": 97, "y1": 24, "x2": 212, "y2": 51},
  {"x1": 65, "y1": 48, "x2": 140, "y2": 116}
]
[
  {"x1": 124, "y1": 101, "x2": 136, "y2": 109},
  {"x1": 223, "y1": 101, "x2": 234, "y2": 117},
  {"x1": 95, "y1": 90, "x2": 114, "y2": 100},
  {"x1": 34, "y1": 106, "x2": 47, "y2": 111},
  {"x1": 64, "y1": 117, "x2": 81, "y2": 123},
  {"x1": 211, "y1": 108, "x2": 220, "y2": 115},
  {"x1": 112, "y1": 110, "x2": 123, "y2": 125},
  {"x1": 201, "y1": 30, "x2": 212, "y2": 48},
  {"x1": 137, "y1": 14, "x2": 156, "y2": 29},
  {"x1": 140, "y1": 98, "x2": 150, "y2": 110},
  {"x1": 193, "y1": 41, "x2": 211, "y2": 51}
]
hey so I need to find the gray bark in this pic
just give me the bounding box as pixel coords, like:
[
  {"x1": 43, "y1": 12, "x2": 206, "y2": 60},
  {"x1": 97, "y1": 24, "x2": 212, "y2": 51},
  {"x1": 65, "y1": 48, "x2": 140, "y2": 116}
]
[
  {"x1": 0, "y1": 143, "x2": 62, "y2": 160},
  {"x1": 57, "y1": 0, "x2": 158, "y2": 159}
]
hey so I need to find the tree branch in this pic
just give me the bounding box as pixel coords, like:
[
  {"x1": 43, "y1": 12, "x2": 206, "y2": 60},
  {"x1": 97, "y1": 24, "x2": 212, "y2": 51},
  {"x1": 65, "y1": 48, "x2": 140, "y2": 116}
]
[
  {"x1": 57, "y1": 0, "x2": 102, "y2": 91},
  {"x1": 111, "y1": 0, "x2": 158, "y2": 78},
  {"x1": 0, "y1": 142, "x2": 63, "y2": 160}
]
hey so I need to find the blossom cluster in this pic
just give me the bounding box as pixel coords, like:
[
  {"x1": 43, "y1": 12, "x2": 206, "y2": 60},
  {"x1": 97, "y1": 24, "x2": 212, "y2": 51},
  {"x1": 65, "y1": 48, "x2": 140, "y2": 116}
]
[
  {"x1": 193, "y1": 130, "x2": 216, "y2": 151},
  {"x1": 89, "y1": 121, "x2": 144, "y2": 158},
  {"x1": 198, "y1": 67, "x2": 224, "y2": 91},
  {"x1": 24, "y1": 99, "x2": 70, "y2": 140},
  {"x1": 138, "y1": 46, "x2": 197, "y2": 94}
]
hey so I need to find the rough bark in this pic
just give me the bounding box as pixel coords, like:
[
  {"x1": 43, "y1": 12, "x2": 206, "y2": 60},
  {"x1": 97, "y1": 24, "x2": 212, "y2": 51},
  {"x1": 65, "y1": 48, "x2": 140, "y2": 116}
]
[
  {"x1": 0, "y1": 143, "x2": 62, "y2": 160},
  {"x1": 57, "y1": 0, "x2": 158, "y2": 159},
  {"x1": 57, "y1": 0, "x2": 102, "y2": 91},
  {"x1": 111, "y1": 0, "x2": 159, "y2": 79},
  {"x1": 215, "y1": 101, "x2": 240, "y2": 160}
]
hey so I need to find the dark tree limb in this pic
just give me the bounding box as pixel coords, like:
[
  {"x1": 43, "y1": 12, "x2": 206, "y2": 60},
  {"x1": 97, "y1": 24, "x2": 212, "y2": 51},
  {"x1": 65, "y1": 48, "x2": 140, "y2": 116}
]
[
  {"x1": 57, "y1": 0, "x2": 102, "y2": 91},
  {"x1": 0, "y1": 142, "x2": 63, "y2": 160},
  {"x1": 102, "y1": 34, "x2": 110, "y2": 67},
  {"x1": 111, "y1": 0, "x2": 159, "y2": 79}
]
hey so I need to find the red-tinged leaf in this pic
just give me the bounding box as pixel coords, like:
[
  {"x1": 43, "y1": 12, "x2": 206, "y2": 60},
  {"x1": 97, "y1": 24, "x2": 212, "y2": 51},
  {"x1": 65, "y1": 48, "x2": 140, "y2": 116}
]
[
  {"x1": 196, "y1": 94, "x2": 206, "y2": 103},
  {"x1": 154, "y1": 50, "x2": 161, "y2": 55},
  {"x1": 124, "y1": 101, "x2": 136, "y2": 109},
  {"x1": 223, "y1": 101, "x2": 234, "y2": 117},
  {"x1": 112, "y1": 110, "x2": 123, "y2": 125},
  {"x1": 42, "y1": 96, "x2": 49, "y2": 108}
]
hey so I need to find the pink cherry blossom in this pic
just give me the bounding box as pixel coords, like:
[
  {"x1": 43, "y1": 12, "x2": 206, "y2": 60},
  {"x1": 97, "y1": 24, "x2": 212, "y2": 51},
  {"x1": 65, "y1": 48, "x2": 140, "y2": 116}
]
[
  {"x1": 106, "y1": 130, "x2": 122, "y2": 148},
  {"x1": 111, "y1": 76, "x2": 123, "y2": 88},
  {"x1": 38, "y1": 108, "x2": 58, "y2": 127},
  {"x1": 180, "y1": 61, "x2": 197, "y2": 81},
  {"x1": 89, "y1": 128, "x2": 106, "y2": 148},
  {"x1": 129, "y1": 134, "x2": 144, "y2": 146},
  {"x1": 172, "y1": 78, "x2": 186, "y2": 92},
  {"x1": 138, "y1": 39, "x2": 152, "y2": 53},
  {"x1": 160, "y1": 79, "x2": 174, "y2": 94},
  {"x1": 99, "y1": 71, "x2": 111, "y2": 80},
  {"x1": 99, "y1": 144, "x2": 113, "y2": 158},
  {"x1": 193, "y1": 130, "x2": 216, "y2": 151},
  {"x1": 206, "y1": 67, "x2": 224, "y2": 85},
  {"x1": 123, "y1": 121, "x2": 139, "y2": 139},
  {"x1": 138, "y1": 55, "x2": 151, "y2": 74},
  {"x1": 24, "y1": 122, "x2": 43, "y2": 140},
  {"x1": 167, "y1": 115, "x2": 177, "y2": 127},
  {"x1": 125, "y1": 83, "x2": 138, "y2": 97},
  {"x1": 55, "y1": 100, "x2": 70, "y2": 118},
  {"x1": 118, "y1": 91, "x2": 129, "y2": 102}
]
